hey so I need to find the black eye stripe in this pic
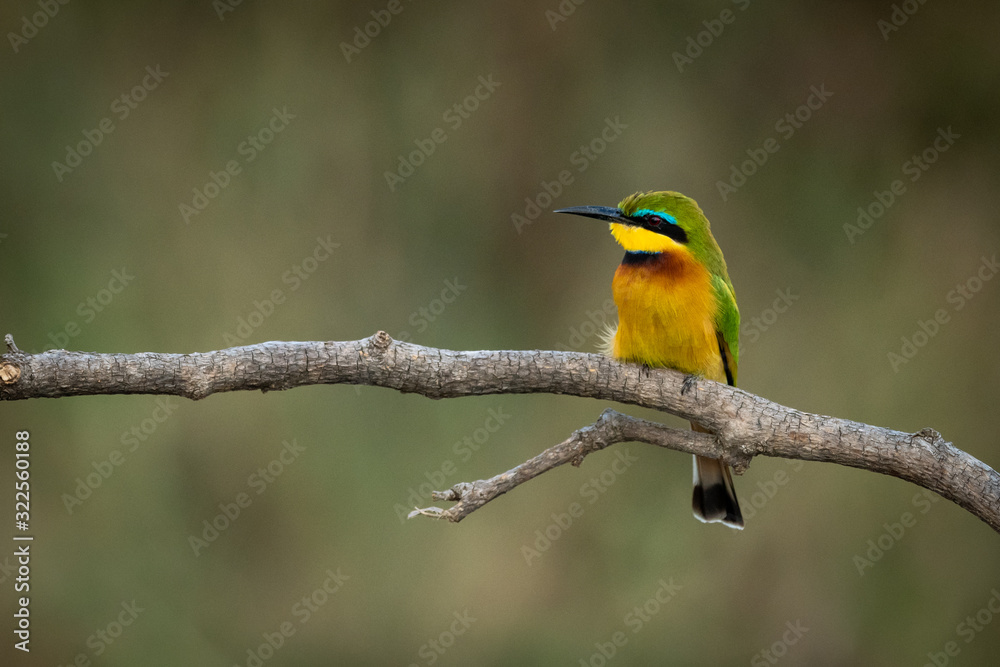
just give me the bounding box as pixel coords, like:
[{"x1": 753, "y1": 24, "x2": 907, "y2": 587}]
[{"x1": 629, "y1": 215, "x2": 687, "y2": 244}]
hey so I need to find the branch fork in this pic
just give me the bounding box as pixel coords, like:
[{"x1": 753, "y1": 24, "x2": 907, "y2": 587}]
[{"x1": 407, "y1": 409, "x2": 723, "y2": 522}]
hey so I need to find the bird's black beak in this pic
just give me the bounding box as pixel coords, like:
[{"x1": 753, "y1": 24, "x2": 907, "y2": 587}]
[{"x1": 555, "y1": 205, "x2": 632, "y2": 224}]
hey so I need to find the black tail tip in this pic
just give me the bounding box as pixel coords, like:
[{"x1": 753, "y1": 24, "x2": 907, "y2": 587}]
[{"x1": 692, "y1": 485, "x2": 744, "y2": 530}]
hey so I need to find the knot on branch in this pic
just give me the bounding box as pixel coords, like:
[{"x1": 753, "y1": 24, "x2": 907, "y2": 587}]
[
  {"x1": 431, "y1": 482, "x2": 475, "y2": 503},
  {"x1": 570, "y1": 409, "x2": 623, "y2": 466},
  {"x1": 367, "y1": 331, "x2": 393, "y2": 357},
  {"x1": 913, "y1": 427, "x2": 943, "y2": 445},
  {"x1": 910, "y1": 427, "x2": 956, "y2": 465},
  {"x1": 706, "y1": 422, "x2": 754, "y2": 474},
  {"x1": 407, "y1": 482, "x2": 482, "y2": 523},
  {"x1": 595, "y1": 408, "x2": 622, "y2": 429},
  {"x1": 0, "y1": 362, "x2": 20, "y2": 384},
  {"x1": 725, "y1": 438, "x2": 756, "y2": 474},
  {"x1": 728, "y1": 451, "x2": 753, "y2": 476}
]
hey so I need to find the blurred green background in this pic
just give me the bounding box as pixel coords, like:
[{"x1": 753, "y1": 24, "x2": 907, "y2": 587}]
[{"x1": 3, "y1": 1, "x2": 1000, "y2": 665}]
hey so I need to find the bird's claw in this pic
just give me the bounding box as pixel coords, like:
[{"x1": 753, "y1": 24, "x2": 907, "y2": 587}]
[{"x1": 681, "y1": 374, "x2": 698, "y2": 395}]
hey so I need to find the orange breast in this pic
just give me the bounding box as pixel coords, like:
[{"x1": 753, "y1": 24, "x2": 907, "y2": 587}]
[{"x1": 611, "y1": 250, "x2": 725, "y2": 382}]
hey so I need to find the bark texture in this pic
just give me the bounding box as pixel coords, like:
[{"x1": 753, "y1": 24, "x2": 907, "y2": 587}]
[{"x1": 2, "y1": 333, "x2": 997, "y2": 531}]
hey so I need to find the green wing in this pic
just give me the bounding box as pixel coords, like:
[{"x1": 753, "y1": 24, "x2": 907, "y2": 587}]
[{"x1": 711, "y1": 275, "x2": 740, "y2": 385}]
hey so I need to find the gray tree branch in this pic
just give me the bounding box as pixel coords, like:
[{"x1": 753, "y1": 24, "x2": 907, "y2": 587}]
[
  {"x1": 2, "y1": 332, "x2": 998, "y2": 532},
  {"x1": 407, "y1": 409, "x2": 716, "y2": 522}
]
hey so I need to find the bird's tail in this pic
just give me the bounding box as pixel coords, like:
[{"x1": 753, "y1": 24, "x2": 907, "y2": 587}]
[{"x1": 690, "y1": 423, "x2": 744, "y2": 529}]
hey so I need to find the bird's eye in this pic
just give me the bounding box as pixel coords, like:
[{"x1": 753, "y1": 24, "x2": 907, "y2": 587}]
[{"x1": 630, "y1": 209, "x2": 677, "y2": 228}]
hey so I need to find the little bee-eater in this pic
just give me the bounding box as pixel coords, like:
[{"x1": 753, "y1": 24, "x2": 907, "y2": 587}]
[{"x1": 557, "y1": 191, "x2": 744, "y2": 529}]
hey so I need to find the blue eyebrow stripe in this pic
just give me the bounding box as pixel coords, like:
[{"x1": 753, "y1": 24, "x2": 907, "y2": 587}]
[{"x1": 632, "y1": 208, "x2": 678, "y2": 225}]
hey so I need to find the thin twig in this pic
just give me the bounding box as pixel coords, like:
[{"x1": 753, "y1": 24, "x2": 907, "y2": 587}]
[{"x1": 408, "y1": 409, "x2": 715, "y2": 522}]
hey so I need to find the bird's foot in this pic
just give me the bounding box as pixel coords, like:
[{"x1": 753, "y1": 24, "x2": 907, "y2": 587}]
[{"x1": 681, "y1": 374, "x2": 699, "y2": 395}]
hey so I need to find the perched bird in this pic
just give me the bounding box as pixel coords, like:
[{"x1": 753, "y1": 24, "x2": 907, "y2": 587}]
[{"x1": 557, "y1": 191, "x2": 744, "y2": 529}]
